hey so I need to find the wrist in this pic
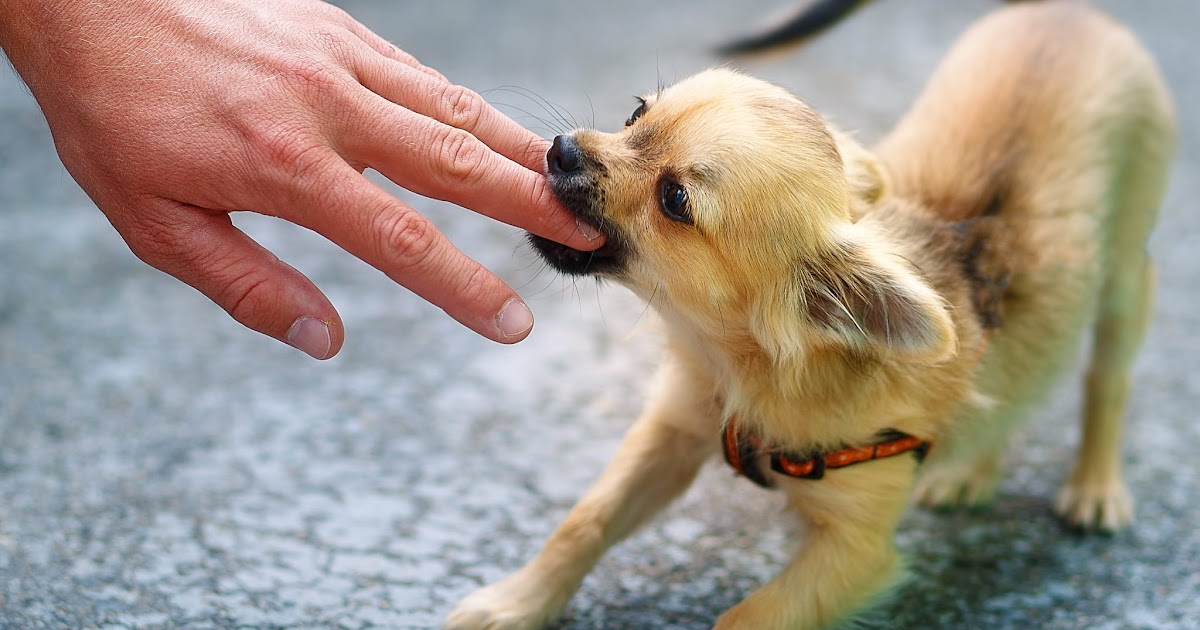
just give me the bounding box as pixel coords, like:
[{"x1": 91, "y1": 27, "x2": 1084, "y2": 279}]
[
  {"x1": 0, "y1": 0, "x2": 163, "y2": 93},
  {"x1": 0, "y1": 0, "x2": 78, "y2": 77}
]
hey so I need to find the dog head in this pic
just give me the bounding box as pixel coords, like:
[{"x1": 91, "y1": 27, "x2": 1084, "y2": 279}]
[{"x1": 531, "y1": 69, "x2": 954, "y2": 364}]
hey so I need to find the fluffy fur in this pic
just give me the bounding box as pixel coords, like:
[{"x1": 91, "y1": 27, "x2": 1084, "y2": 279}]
[{"x1": 446, "y1": 2, "x2": 1175, "y2": 629}]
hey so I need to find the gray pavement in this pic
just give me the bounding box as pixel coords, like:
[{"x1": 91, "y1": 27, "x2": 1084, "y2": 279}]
[{"x1": 2, "y1": 1, "x2": 1198, "y2": 628}]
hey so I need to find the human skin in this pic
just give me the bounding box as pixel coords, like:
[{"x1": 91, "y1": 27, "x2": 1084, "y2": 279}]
[{"x1": 0, "y1": 0, "x2": 602, "y2": 358}]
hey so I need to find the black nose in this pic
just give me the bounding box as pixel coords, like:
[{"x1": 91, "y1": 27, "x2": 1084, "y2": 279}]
[{"x1": 547, "y1": 135, "x2": 584, "y2": 175}]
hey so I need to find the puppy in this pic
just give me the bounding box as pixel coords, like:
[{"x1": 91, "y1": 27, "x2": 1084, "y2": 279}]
[{"x1": 446, "y1": 2, "x2": 1175, "y2": 628}]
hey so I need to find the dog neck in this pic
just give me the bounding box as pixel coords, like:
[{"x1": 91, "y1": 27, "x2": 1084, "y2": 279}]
[
  {"x1": 658, "y1": 201, "x2": 988, "y2": 452},
  {"x1": 659, "y1": 299, "x2": 907, "y2": 451}
]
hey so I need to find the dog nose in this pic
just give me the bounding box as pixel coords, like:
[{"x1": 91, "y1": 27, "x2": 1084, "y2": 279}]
[{"x1": 548, "y1": 135, "x2": 584, "y2": 175}]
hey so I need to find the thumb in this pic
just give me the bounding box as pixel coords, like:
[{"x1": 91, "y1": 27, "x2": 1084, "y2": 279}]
[{"x1": 114, "y1": 201, "x2": 345, "y2": 359}]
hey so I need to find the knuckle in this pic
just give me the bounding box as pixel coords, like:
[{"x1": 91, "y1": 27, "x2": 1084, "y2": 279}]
[
  {"x1": 434, "y1": 127, "x2": 487, "y2": 187},
  {"x1": 377, "y1": 209, "x2": 438, "y2": 272},
  {"x1": 522, "y1": 135, "x2": 549, "y2": 172},
  {"x1": 309, "y1": 26, "x2": 356, "y2": 62},
  {"x1": 122, "y1": 211, "x2": 187, "y2": 268},
  {"x1": 278, "y1": 55, "x2": 346, "y2": 105},
  {"x1": 451, "y1": 264, "x2": 494, "y2": 307},
  {"x1": 222, "y1": 272, "x2": 275, "y2": 327},
  {"x1": 249, "y1": 123, "x2": 329, "y2": 184},
  {"x1": 439, "y1": 83, "x2": 484, "y2": 131}
]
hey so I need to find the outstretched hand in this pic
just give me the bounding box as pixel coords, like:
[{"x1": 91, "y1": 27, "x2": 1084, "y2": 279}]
[{"x1": 0, "y1": 0, "x2": 601, "y2": 358}]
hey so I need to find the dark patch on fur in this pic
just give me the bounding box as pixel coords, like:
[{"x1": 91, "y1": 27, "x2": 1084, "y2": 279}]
[
  {"x1": 951, "y1": 217, "x2": 1013, "y2": 330},
  {"x1": 980, "y1": 186, "x2": 1006, "y2": 218},
  {"x1": 625, "y1": 127, "x2": 660, "y2": 158},
  {"x1": 919, "y1": 149, "x2": 1023, "y2": 223},
  {"x1": 902, "y1": 150, "x2": 1018, "y2": 331}
]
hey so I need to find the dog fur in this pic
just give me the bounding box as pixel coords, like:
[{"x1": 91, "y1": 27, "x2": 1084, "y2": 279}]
[{"x1": 445, "y1": 2, "x2": 1175, "y2": 628}]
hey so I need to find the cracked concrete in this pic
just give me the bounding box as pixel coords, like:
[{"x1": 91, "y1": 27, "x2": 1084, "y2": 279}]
[{"x1": 2, "y1": 1, "x2": 1198, "y2": 628}]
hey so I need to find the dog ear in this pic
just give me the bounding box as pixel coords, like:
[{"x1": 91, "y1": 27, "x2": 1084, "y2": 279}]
[
  {"x1": 831, "y1": 129, "x2": 889, "y2": 219},
  {"x1": 747, "y1": 243, "x2": 956, "y2": 364},
  {"x1": 803, "y1": 243, "x2": 957, "y2": 363}
]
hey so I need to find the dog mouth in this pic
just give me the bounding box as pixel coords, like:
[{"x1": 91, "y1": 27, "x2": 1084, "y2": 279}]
[
  {"x1": 529, "y1": 136, "x2": 628, "y2": 276},
  {"x1": 528, "y1": 233, "x2": 623, "y2": 276},
  {"x1": 529, "y1": 227, "x2": 626, "y2": 275},
  {"x1": 528, "y1": 195, "x2": 626, "y2": 277}
]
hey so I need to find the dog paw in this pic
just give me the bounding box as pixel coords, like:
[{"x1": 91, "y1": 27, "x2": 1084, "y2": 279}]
[
  {"x1": 1055, "y1": 478, "x2": 1133, "y2": 532},
  {"x1": 444, "y1": 574, "x2": 567, "y2": 630},
  {"x1": 443, "y1": 605, "x2": 547, "y2": 630},
  {"x1": 713, "y1": 603, "x2": 772, "y2": 630},
  {"x1": 913, "y1": 460, "x2": 998, "y2": 509}
]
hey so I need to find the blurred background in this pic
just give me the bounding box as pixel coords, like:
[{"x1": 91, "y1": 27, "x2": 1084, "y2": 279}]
[{"x1": 1, "y1": 1, "x2": 1197, "y2": 628}]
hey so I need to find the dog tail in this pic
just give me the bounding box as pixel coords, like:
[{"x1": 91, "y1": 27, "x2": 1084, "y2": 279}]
[
  {"x1": 716, "y1": 0, "x2": 873, "y2": 56},
  {"x1": 717, "y1": 0, "x2": 1038, "y2": 57}
]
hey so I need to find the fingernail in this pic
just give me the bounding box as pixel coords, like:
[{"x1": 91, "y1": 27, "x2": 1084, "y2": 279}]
[
  {"x1": 575, "y1": 219, "x2": 602, "y2": 241},
  {"x1": 286, "y1": 317, "x2": 332, "y2": 360},
  {"x1": 495, "y1": 299, "x2": 534, "y2": 339}
]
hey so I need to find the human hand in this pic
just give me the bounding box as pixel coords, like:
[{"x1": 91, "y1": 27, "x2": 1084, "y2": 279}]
[{"x1": 0, "y1": 0, "x2": 601, "y2": 358}]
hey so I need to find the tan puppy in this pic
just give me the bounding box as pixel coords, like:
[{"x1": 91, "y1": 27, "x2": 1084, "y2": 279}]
[{"x1": 446, "y1": 2, "x2": 1175, "y2": 629}]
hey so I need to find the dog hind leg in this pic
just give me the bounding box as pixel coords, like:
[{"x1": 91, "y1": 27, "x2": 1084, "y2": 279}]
[
  {"x1": 1055, "y1": 253, "x2": 1153, "y2": 532},
  {"x1": 1056, "y1": 105, "x2": 1171, "y2": 531}
]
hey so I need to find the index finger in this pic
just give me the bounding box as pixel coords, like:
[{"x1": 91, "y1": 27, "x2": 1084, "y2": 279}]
[{"x1": 338, "y1": 87, "x2": 603, "y2": 251}]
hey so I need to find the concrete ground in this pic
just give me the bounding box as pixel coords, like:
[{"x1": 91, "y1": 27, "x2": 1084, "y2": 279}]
[{"x1": 2, "y1": 1, "x2": 1198, "y2": 628}]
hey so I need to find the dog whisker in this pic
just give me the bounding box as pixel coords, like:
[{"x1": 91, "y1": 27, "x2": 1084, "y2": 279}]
[
  {"x1": 489, "y1": 99, "x2": 571, "y2": 135},
  {"x1": 487, "y1": 85, "x2": 581, "y2": 132},
  {"x1": 630, "y1": 282, "x2": 661, "y2": 332}
]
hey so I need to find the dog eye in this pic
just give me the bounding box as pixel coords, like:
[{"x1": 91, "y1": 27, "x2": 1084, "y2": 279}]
[
  {"x1": 625, "y1": 97, "x2": 647, "y2": 127},
  {"x1": 659, "y1": 179, "x2": 692, "y2": 224}
]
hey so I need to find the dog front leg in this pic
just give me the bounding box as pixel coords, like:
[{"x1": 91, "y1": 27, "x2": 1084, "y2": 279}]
[
  {"x1": 445, "y1": 357, "x2": 720, "y2": 630},
  {"x1": 714, "y1": 456, "x2": 917, "y2": 630}
]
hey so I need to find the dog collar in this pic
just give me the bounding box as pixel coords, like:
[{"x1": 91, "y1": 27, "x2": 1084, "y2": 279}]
[{"x1": 722, "y1": 415, "x2": 932, "y2": 487}]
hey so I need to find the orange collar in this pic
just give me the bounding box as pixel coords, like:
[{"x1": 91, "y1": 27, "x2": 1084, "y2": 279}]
[{"x1": 722, "y1": 415, "x2": 932, "y2": 487}]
